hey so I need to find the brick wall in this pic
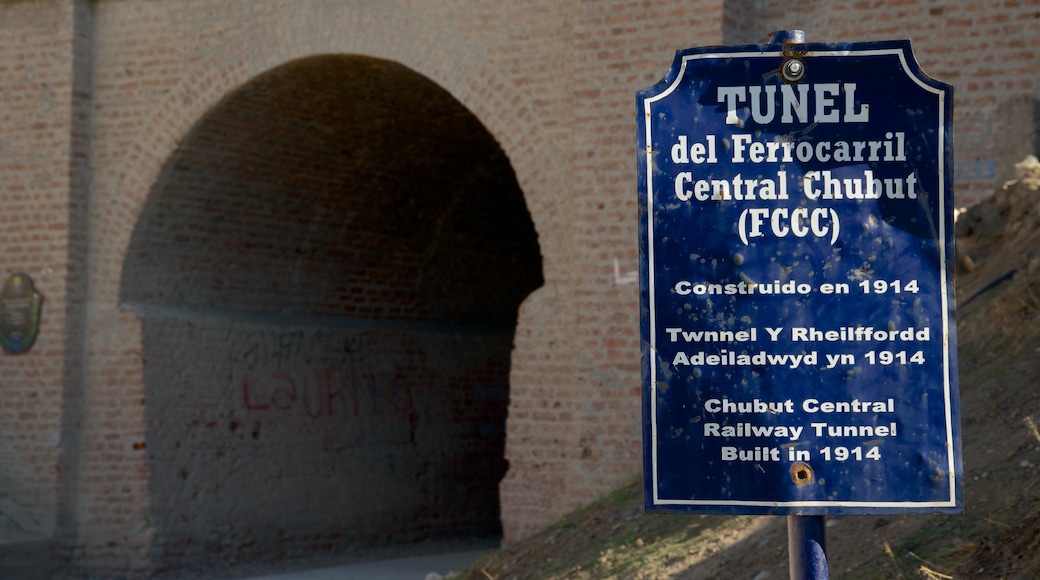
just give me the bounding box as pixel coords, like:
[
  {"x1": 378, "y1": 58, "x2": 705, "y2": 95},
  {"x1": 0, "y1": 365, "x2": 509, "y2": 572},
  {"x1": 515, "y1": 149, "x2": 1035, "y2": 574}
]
[
  {"x1": 139, "y1": 314, "x2": 512, "y2": 569},
  {"x1": 0, "y1": 0, "x2": 1037, "y2": 576},
  {"x1": 744, "y1": 0, "x2": 1040, "y2": 207},
  {"x1": 0, "y1": 3, "x2": 79, "y2": 577}
]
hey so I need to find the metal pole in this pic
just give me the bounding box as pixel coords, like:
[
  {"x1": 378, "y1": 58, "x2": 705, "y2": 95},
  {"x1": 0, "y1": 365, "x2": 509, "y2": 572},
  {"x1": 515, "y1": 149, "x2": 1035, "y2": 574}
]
[
  {"x1": 765, "y1": 28, "x2": 830, "y2": 580},
  {"x1": 769, "y1": 27, "x2": 832, "y2": 580},
  {"x1": 770, "y1": 29, "x2": 805, "y2": 44},
  {"x1": 788, "y1": 515, "x2": 829, "y2": 579}
]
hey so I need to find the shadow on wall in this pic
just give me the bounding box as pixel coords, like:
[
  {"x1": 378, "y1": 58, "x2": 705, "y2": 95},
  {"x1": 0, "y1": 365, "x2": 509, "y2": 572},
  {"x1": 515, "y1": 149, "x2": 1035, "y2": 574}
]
[
  {"x1": 119, "y1": 54, "x2": 543, "y2": 570},
  {"x1": 0, "y1": 438, "x2": 52, "y2": 580},
  {"x1": 995, "y1": 97, "x2": 1040, "y2": 186}
]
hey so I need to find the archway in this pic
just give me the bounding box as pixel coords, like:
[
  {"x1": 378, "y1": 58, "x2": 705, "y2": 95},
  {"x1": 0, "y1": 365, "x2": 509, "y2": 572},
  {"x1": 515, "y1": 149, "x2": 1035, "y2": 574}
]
[{"x1": 120, "y1": 54, "x2": 542, "y2": 568}]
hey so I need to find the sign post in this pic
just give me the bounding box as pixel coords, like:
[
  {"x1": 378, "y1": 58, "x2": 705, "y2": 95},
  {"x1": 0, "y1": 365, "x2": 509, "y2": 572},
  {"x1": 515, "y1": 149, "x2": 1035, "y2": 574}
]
[{"x1": 637, "y1": 32, "x2": 961, "y2": 577}]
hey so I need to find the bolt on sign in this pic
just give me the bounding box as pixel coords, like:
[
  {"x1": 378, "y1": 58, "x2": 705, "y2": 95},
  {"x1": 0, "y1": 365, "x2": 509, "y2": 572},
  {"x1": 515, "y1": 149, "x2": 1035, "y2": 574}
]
[{"x1": 637, "y1": 39, "x2": 961, "y2": 514}]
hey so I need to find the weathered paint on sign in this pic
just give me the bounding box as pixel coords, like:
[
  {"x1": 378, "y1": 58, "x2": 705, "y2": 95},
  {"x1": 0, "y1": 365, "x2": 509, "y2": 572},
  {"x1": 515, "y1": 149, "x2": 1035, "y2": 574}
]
[{"x1": 637, "y1": 39, "x2": 961, "y2": 514}]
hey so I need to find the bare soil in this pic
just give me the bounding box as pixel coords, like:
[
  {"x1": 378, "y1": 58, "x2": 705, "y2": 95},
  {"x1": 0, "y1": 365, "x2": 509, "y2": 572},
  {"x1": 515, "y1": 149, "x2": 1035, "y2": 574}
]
[{"x1": 460, "y1": 159, "x2": 1040, "y2": 580}]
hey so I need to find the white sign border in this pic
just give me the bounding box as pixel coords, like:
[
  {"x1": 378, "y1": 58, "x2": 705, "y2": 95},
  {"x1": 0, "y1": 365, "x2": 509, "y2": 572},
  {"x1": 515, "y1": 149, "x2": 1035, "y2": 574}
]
[{"x1": 643, "y1": 46, "x2": 957, "y2": 510}]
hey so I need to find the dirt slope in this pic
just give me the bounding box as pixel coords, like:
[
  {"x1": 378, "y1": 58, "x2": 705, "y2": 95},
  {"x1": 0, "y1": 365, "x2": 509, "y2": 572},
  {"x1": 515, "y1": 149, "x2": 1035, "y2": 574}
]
[{"x1": 461, "y1": 159, "x2": 1040, "y2": 580}]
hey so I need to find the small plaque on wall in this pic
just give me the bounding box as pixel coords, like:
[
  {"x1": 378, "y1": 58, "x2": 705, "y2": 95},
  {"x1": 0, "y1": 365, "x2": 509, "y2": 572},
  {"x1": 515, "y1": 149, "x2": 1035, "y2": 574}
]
[{"x1": 0, "y1": 273, "x2": 43, "y2": 354}]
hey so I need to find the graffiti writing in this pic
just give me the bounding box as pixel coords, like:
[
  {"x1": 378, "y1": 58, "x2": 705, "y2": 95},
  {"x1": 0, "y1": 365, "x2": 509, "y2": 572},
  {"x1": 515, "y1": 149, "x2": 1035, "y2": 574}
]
[
  {"x1": 239, "y1": 367, "x2": 413, "y2": 420},
  {"x1": 234, "y1": 329, "x2": 366, "y2": 371},
  {"x1": 229, "y1": 330, "x2": 420, "y2": 422}
]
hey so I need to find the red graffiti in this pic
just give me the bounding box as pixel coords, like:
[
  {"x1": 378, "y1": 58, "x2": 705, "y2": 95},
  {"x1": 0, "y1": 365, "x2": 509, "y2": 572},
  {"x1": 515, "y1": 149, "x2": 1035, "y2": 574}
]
[{"x1": 241, "y1": 367, "x2": 413, "y2": 419}]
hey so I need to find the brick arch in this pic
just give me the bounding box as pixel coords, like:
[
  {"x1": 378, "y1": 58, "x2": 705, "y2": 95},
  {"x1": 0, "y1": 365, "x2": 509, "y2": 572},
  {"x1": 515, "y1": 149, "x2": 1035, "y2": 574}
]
[
  {"x1": 120, "y1": 52, "x2": 541, "y2": 567},
  {"x1": 101, "y1": 10, "x2": 567, "y2": 292},
  {"x1": 77, "y1": 8, "x2": 571, "y2": 572},
  {"x1": 122, "y1": 53, "x2": 543, "y2": 325}
]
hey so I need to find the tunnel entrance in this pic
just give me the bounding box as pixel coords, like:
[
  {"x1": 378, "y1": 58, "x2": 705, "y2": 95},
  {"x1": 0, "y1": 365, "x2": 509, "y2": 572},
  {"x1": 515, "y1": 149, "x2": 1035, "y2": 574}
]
[{"x1": 120, "y1": 55, "x2": 543, "y2": 569}]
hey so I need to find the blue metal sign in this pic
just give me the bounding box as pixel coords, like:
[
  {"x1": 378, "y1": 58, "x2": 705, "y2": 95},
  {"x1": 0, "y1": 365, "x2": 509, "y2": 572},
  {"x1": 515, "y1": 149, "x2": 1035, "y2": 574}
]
[{"x1": 638, "y1": 39, "x2": 961, "y2": 514}]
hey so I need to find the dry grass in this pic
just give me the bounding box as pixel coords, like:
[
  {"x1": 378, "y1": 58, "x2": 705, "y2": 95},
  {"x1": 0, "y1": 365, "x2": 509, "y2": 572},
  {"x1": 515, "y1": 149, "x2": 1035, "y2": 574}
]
[{"x1": 458, "y1": 177, "x2": 1040, "y2": 580}]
